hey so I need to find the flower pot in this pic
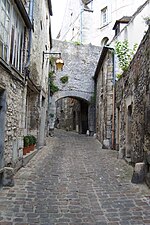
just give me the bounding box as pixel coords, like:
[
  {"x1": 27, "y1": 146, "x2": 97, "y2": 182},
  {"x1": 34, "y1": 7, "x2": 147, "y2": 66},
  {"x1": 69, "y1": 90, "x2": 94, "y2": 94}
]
[{"x1": 23, "y1": 147, "x2": 28, "y2": 155}]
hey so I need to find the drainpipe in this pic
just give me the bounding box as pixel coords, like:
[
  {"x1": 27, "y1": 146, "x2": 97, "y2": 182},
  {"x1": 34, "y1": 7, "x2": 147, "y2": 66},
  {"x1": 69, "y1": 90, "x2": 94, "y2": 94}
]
[
  {"x1": 80, "y1": 4, "x2": 83, "y2": 44},
  {"x1": 104, "y1": 46, "x2": 116, "y2": 149},
  {"x1": 24, "y1": 0, "x2": 34, "y2": 75}
]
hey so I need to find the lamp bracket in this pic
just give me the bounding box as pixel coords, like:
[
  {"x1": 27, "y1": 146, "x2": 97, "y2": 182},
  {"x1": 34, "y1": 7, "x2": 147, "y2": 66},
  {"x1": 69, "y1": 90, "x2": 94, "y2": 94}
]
[{"x1": 43, "y1": 51, "x2": 62, "y2": 64}]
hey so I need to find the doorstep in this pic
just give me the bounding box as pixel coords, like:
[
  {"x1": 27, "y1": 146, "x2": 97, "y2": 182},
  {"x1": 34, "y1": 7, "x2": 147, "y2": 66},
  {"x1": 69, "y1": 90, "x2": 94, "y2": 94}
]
[{"x1": 23, "y1": 149, "x2": 38, "y2": 167}]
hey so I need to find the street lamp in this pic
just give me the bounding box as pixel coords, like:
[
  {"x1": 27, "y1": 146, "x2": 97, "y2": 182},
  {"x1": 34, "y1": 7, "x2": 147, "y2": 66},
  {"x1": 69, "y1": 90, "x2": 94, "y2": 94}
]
[{"x1": 43, "y1": 51, "x2": 64, "y2": 71}]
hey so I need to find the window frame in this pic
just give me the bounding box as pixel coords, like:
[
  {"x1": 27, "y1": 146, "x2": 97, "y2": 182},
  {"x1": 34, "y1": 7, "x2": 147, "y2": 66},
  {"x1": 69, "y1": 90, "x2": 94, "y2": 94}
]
[
  {"x1": 0, "y1": 0, "x2": 11, "y2": 62},
  {"x1": 101, "y1": 6, "x2": 108, "y2": 27},
  {"x1": 0, "y1": 0, "x2": 25, "y2": 73}
]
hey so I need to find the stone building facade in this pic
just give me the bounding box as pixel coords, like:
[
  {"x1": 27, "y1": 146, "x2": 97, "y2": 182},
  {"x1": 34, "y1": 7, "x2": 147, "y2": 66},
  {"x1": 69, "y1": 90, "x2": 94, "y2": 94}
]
[
  {"x1": 94, "y1": 0, "x2": 150, "y2": 150},
  {"x1": 0, "y1": 0, "x2": 52, "y2": 185},
  {"x1": 94, "y1": 48, "x2": 114, "y2": 149},
  {"x1": 116, "y1": 27, "x2": 150, "y2": 185},
  {"x1": 26, "y1": 0, "x2": 52, "y2": 147}
]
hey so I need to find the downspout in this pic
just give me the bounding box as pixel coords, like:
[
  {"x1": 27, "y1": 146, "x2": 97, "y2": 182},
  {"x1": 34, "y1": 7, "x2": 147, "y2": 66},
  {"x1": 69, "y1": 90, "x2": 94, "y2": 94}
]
[
  {"x1": 80, "y1": 4, "x2": 83, "y2": 44},
  {"x1": 112, "y1": 49, "x2": 116, "y2": 150},
  {"x1": 25, "y1": 0, "x2": 34, "y2": 76}
]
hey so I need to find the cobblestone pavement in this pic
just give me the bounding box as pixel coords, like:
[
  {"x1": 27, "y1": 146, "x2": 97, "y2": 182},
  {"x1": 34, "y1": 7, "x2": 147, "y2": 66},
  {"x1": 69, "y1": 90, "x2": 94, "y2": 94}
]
[{"x1": 0, "y1": 129, "x2": 150, "y2": 225}]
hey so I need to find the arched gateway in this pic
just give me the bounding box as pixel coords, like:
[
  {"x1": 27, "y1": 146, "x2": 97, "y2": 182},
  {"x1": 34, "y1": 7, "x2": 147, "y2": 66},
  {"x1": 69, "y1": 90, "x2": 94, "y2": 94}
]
[{"x1": 48, "y1": 40, "x2": 101, "y2": 135}]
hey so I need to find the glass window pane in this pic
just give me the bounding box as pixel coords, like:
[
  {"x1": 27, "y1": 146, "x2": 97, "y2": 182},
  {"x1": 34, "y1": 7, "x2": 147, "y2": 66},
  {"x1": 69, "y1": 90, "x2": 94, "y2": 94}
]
[
  {"x1": 4, "y1": 45, "x2": 7, "y2": 61},
  {"x1": 1, "y1": 9, "x2": 5, "y2": 25}
]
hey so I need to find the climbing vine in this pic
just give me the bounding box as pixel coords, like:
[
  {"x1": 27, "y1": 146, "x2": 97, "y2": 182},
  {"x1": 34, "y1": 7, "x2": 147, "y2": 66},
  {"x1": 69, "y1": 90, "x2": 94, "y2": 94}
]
[
  {"x1": 49, "y1": 56, "x2": 56, "y2": 67},
  {"x1": 49, "y1": 71, "x2": 59, "y2": 95},
  {"x1": 115, "y1": 40, "x2": 138, "y2": 77}
]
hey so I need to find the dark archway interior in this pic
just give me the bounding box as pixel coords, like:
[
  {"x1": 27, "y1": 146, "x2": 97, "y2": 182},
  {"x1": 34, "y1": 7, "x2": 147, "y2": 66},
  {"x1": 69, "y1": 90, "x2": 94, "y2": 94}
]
[{"x1": 55, "y1": 96, "x2": 89, "y2": 134}]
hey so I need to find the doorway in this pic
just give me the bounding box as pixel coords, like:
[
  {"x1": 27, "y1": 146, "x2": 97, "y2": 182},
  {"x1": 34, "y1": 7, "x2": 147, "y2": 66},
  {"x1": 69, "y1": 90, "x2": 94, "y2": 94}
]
[
  {"x1": 80, "y1": 100, "x2": 88, "y2": 134},
  {"x1": 126, "y1": 105, "x2": 132, "y2": 158}
]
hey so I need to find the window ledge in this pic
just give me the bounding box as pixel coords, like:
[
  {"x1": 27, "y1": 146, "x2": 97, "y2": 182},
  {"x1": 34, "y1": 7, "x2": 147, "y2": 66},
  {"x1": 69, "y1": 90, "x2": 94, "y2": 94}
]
[
  {"x1": 11, "y1": 65, "x2": 24, "y2": 79},
  {"x1": 0, "y1": 58, "x2": 25, "y2": 83},
  {"x1": 0, "y1": 58, "x2": 11, "y2": 73},
  {"x1": 100, "y1": 23, "x2": 110, "y2": 29}
]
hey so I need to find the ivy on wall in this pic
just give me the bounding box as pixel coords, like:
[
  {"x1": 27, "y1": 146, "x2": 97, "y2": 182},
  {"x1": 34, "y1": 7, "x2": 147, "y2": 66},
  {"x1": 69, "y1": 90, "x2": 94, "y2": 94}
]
[
  {"x1": 49, "y1": 71, "x2": 59, "y2": 95},
  {"x1": 60, "y1": 75, "x2": 69, "y2": 84},
  {"x1": 115, "y1": 40, "x2": 138, "y2": 78}
]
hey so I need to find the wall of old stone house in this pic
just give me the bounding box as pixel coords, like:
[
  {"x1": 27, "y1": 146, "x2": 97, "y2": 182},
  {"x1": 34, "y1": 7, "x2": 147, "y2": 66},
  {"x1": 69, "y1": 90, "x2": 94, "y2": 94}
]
[
  {"x1": 96, "y1": 51, "x2": 114, "y2": 148},
  {"x1": 26, "y1": 0, "x2": 51, "y2": 147},
  {"x1": 116, "y1": 28, "x2": 150, "y2": 169},
  {"x1": 0, "y1": 67, "x2": 25, "y2": 170},
  {"x1": 30, "y1": 0, "x2": 50, "y2": 89}
]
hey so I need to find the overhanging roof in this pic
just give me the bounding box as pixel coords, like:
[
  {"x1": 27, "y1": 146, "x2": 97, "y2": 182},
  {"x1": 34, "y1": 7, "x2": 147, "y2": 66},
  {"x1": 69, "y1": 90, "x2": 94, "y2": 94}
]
[
  {"x1": 113, "y1": 16, "x2": 132, "y2": 30},
  {"x1": 14, "y1": 0, "x2": 32, "y2": 29}
]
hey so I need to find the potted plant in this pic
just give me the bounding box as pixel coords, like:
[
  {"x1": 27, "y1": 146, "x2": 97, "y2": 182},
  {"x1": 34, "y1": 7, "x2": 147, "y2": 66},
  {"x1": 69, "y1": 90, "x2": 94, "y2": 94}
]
[{"x1": 32, "y1": 135, "x2": 36, "y2": 147}]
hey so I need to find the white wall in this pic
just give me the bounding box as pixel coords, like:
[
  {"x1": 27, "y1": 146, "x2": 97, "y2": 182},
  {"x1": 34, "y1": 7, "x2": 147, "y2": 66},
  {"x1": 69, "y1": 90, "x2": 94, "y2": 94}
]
[
  {"x1": 31, "y1": 0, "x2": 50, "y2": 91},
  {"x1": 57, "y1": 0, "x2": 148, "y2": 46},
  {"x1": 109, "y1": 1, "x2": 150, "y2": 77}
]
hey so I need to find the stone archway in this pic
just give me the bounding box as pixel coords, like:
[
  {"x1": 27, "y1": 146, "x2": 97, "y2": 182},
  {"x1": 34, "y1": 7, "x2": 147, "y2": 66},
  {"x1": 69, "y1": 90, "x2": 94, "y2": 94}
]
[
  {"x1": 48, "y1": 92, "x2": 95, "y2": 135},
  {"x1": 48, "y1": 40, "x2": 100, "y2": 136}
]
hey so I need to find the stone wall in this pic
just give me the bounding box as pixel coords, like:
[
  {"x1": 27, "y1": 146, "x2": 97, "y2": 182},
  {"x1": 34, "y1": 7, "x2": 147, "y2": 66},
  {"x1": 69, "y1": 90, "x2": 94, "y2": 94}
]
[
  {"x1": 56, "y1": 98, "x2": 81, "y2": 132},
  {"x1": 26, "y1": 0, "x2": 51, "y2": 147},
  {"x1": 0, "y1": 66, "x2": 25, "y2": 170},
  {"x1": 48, "y1": 40, "x2": 100, "y2": 133},
  {"x1": 116, "y1": 27, "x2": 150, "y2": 184},
  {"x1": 95, "y1": 51, "x2": 114, "y2": 149},
  {"x1": 52, "y1": 40, "x2": 101, "y2": 103}
]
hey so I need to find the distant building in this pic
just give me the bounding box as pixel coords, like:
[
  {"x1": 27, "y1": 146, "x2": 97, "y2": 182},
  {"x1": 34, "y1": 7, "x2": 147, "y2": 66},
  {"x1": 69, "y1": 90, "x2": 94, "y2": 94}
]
[{"x1": 56, "y1": 0, "x2": 147, "y2": 46}]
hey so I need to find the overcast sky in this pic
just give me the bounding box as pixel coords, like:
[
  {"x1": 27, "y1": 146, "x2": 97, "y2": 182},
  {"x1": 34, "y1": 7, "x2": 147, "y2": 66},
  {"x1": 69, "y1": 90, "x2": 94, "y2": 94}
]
[{"x1": 51, "y1": 0, "x2": 68, "y2": 39}]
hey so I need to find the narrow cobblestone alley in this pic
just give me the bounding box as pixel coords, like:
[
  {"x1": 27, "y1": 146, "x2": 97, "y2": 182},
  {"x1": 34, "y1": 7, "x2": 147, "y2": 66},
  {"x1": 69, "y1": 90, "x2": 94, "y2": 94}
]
[{"x1": 0, "y1": 130, "x2": 150, "y2": 225}]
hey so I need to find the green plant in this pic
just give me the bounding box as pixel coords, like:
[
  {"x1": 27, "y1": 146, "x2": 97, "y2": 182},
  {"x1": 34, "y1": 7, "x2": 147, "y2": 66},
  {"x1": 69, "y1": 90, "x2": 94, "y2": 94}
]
[
  {"x1": 74, "y1": 41, "x2": 81, "y2": 45},
  {"x1": 48, "y1": 71, "x2": 59, "y2": 95},
  {"x1": 116, "y1": 73, "x2": 123, "y2": 79},
  {"x1": 49, "y1": 56, "x2": 56, "y2": 67},
  {"x1": 31, "y1": 135, "x2": 36, "y2": 145},
  {"x1": 115, "y1": 40, "x2": 138, "y2": 73},
  {"x1": 26, "y1": 135, "x2": 34, "y2": 145},
  {"x1": 60, "y1": 75, "x2": 68, "y2": 84},
  {"x1": 49, "y1": 71, "x2": 54, "y2": 78},
  {"x1": 50, "y1": 82, "x2": 59, "y2": 95},
  {"x1": 24, "y1": 136, "x2": 29, "y2": 147}
]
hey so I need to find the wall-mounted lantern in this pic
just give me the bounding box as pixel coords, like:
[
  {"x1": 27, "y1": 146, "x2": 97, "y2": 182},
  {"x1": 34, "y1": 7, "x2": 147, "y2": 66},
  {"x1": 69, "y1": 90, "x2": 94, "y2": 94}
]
[{"x1": 43, "y1": 51, "x2": 64, "y2": 71}]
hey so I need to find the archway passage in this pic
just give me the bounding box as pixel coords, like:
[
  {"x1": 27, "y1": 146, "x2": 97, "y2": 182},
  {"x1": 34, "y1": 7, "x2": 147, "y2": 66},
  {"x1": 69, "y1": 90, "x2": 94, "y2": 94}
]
[{"x1": 55, "y1": 97, "x2": 89, "y2": 134}]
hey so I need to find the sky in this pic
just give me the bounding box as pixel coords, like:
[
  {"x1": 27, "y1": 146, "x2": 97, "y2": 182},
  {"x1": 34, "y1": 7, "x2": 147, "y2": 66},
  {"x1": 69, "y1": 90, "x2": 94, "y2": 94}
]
[{"x1": 51, "y1": 0, "x2": 68, "y2": 39}]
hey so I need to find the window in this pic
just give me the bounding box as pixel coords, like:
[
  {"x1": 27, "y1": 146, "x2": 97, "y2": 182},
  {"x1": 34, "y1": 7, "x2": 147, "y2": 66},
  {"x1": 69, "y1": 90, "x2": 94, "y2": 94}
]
[
  {"x1": 101, "y1": 7, "x2": 108, "y2": 26},
  {"x1": 101, "y1": 37, "x2": 109, "y2": 46},
  {"x1": 0, "y1": 0, "x2": 24, "y2": 72},
  {"x1": 10, "y1": 9, "x2": 24, "y2": 72},
  {"x1": 0, "y1": 0, "x2": 10, "y2": 61}
]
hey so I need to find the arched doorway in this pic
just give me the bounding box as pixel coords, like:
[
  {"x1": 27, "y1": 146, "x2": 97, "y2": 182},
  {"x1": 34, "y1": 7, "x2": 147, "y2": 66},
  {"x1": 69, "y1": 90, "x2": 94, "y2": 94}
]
[{"x1": 55, "y1": 97, "x2": 89, "y2": 134}]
